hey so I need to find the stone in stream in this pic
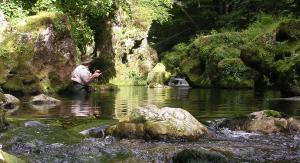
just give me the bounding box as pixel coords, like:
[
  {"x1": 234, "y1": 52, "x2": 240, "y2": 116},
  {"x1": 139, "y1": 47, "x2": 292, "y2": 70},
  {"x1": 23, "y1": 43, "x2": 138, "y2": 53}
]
[
  {"x1": 0, "y1": 93, "x2": 20, "y2": 109},
  {"x1": 30, "y1": 94, "x2": 61, "y2": 105},
  {"x1": 218, "y1": 110, "x2": 300, "y2": 134},
  {"x1": 106, "y1": 105, "x2": 208, "y2": 140},
  {"x1": 80, "y1": 125, "x2": 110, "y2": 138},
  {"x1": 24, "y1": 121, "x2": 45, "y2": 127}
]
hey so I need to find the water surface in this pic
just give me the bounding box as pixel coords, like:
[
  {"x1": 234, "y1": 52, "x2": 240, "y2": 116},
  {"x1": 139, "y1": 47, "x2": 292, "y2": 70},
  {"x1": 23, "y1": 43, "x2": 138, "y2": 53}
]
[{"x1": 8, "y1": 87, "x2": 300, "y2": 121}]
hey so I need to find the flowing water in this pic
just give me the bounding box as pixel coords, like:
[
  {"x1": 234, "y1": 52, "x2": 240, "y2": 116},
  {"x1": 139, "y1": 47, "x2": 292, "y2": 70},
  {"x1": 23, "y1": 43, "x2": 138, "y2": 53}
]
[{"x1": 2, "y1": 87, "x2": 300, "y2": 162}]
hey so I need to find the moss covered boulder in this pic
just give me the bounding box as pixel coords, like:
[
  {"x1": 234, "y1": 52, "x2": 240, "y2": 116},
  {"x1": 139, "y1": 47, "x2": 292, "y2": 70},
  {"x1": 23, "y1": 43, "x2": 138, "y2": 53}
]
[
  {"x1": 240, "y1": 19, "x2": 300, "y2": 97},
  {"x1": 106, "y1": 105, "x2": 208, "y2": 140},
  {"x1": 0, "y1": 12, "x2": 76, "y2": 95},
  {"x1": 162, "y1": 29, "x2": 256, "y2": 88},
  {"x1": 147, "y1": 63, "x2": 171, "y2": 85}
]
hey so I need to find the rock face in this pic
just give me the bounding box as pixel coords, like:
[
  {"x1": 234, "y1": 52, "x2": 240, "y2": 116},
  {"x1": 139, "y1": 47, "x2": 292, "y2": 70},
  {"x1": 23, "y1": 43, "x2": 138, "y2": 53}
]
[
  {"x1": 219, "y1": 110, "x2": 300, "y2": 134},
  {"x1": 92, "y1": 2, "x2": 158, "y2": 86},
  {"x1": 30, "y1": 94, "x2": 61, "y2": 105},
  {"x1": 0, "y1": 12, "x2": 76, "y2": 95},
  {"x1": 106, "y1": 105, "x2": 208, "y2": 140}
]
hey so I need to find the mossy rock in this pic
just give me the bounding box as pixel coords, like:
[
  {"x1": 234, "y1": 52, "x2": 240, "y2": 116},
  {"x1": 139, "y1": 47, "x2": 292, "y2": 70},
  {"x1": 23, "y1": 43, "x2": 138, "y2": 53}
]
[
  {"x1": 2, "y1": 64, "x2": 41, "y2": 96},
  {"x1": 147, "y1": 63, "x2": 171, "y2": 85}
]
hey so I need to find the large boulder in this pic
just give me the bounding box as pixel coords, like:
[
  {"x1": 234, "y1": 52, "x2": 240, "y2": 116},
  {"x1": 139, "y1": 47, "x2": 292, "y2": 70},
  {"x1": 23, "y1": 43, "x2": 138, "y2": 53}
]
[
  {"x1": 219, "y1": 110, "x2": 300, "y2": 134},
  {"x1": 0, "y1": 12, "x2": 76, "y2": 95},
  {"x1": 240, "y1": 19, "x2": 300, "y2": 97},
  {"x1": 106, "y1": 105, "x2": 208, "y2": 140}
]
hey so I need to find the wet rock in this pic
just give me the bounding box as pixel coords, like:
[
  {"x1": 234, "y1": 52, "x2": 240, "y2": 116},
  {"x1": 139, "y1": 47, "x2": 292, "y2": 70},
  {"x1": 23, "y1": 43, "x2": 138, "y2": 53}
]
[
  {"x1": 80, "y1": 125, "x2": 110, "y2": 138},
  {"x1": 30, "y1": 94, "x2": 61, "y2": 105},
  {"x1": 172, "y1": 149, "x2": 229, "y2": 163},
  {"x1": 219, "y1": 110, "x2": 300, "y2": 134},
  {"x1": 24, "y1": 121, "x2": 45, "y2": 127},
  {"x1": 2, "y1": 94, "x2": 20, "y2": 109},
  {"x1": 288, "y1": 118, "x2": 300, "y2": 132},
  {"x1": 107, "y1": 105, "x2": 208, "y2": 140}
]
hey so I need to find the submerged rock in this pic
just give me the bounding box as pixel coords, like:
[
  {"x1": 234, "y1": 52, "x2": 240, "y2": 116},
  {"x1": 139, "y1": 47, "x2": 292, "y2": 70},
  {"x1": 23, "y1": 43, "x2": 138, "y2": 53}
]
[
  {"x1": 30, "y1": 94, "x2": 61, "y2": 105},
  {"x1": 219, "y1": 110, "x2": 300, "y2": 134},
  {"x1": 107, "y1": 105, "x2": 208, "y2": 140},
  {"x1": 173, "y1": 149, "x2": 229, "y2": 163},
  {"x1": 24, "y1": 121, "x2": 45, "y2": 127}
]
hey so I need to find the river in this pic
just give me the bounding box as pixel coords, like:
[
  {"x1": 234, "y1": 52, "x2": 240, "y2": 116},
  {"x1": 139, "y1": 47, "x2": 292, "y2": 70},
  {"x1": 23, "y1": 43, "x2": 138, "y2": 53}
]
[{"x1": 2, "y1": 87, "x2": 300, "y2": 162}]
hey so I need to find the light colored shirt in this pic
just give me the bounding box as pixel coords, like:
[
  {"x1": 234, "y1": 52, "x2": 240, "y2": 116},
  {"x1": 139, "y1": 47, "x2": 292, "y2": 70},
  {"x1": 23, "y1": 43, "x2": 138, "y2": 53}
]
[{"x1": 71, "y1": 65, "x2": 91, "y2": 85}]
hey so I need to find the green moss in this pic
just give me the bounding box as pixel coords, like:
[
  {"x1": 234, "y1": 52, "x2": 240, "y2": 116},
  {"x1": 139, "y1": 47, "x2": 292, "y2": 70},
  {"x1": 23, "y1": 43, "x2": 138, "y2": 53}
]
[
  {"x1": 1, "y1": 118, "x2": 116, "y2": 145},
  {"x1": 15, "y1": 12, "x2": 64, "y2": 33},
  {"x1": 263, "y1": 110, "x2": 282, "y2": 118}
]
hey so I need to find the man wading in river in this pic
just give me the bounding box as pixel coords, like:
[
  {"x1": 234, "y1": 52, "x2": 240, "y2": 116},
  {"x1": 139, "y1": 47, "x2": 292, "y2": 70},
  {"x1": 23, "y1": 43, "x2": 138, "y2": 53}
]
[{"x1": 71, "y1": 56, "x2": 102, "y2": 97}]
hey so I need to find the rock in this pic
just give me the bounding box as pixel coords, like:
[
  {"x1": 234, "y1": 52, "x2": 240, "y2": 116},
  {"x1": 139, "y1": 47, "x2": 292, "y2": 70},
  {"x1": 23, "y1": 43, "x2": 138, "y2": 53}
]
[
  {"x1": 219, "y1": 110, "x2": 300, "y2": 134},
  {"x1": 0, "y1": 12, "x2": 76, "y2": 95},
  {"x1": 240, "y1": 19, "x2": 300, "y2": 97},
  {"x1": 0, "y1": 93, "x2": 20, "y2": 109},
  {"x1": 106, "y1": 105, "x2": 208, "y2": 140},
  {"x1": 288, "y1": 118, "x2": 300, "y2": 132},
  {"x1": 147, "y1": 63, "x2": 171, "y2": 85},
  {"x1": 172, "y1": 149, "x2": 229, "y2": 163},
  {"x1": 30, "y1": 94, "x2": 61, "y2": 105},
  {"x1": 3, "y1": 94, "x2": 20, "y2": 109},
  {"x1": 80, "y1": 125, "x2": 110, "y2": 138},
  {"x1": 24, "y1": 121, "x2": 45, "y2": 127}
]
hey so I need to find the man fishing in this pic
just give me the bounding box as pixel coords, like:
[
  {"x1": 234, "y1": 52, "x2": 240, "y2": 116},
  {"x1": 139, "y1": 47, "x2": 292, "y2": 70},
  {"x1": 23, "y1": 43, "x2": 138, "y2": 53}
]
[{"x1": 71, "y1": 56, "x2": 102, "y2": 97}]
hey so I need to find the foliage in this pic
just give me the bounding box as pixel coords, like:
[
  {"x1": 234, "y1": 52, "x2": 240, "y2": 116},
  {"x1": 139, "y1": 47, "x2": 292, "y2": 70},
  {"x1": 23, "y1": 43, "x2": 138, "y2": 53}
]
[
  {"x1": 0, "y1": 0, "x2": 29, "y2": 24},
  {"x1": 32, "y1": 0, "x2": 59, "y2": 13}
]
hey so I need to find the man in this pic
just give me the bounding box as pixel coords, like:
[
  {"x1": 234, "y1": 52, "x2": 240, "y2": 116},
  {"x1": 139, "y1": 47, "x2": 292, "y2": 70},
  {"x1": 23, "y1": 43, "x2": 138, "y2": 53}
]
[{"x1": 71, "y1": 56, "x2": 101, "y2": 97}]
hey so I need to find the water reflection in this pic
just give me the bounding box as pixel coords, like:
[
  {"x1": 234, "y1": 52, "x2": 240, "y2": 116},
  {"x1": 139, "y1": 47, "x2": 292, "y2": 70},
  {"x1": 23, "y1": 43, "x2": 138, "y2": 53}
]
[{"x1": 7, "y1": 87, "x2": 300, "y2": 121}]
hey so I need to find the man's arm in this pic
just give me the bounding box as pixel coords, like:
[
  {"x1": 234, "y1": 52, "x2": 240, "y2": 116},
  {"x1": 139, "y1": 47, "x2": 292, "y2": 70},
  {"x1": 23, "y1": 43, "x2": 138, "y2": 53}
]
[{"x1": 81, "y1": 70, "x2": 101, "y2": 85}]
